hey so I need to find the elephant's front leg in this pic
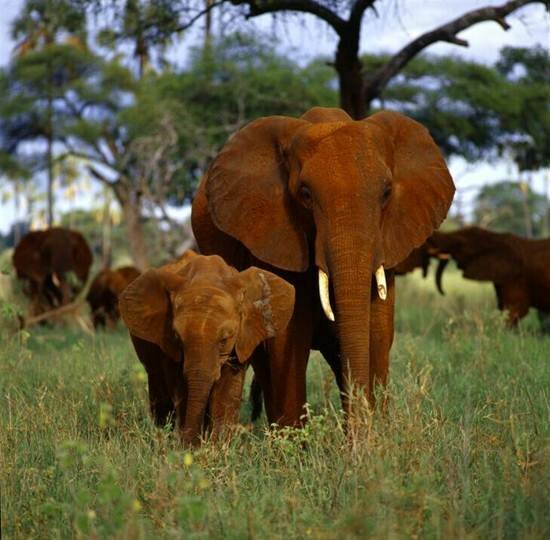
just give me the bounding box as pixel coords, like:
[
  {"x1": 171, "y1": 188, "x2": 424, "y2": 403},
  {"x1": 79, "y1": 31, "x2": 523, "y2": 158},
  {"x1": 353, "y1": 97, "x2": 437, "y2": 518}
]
[
  {"x1": 498, "y1": 281, "x2": 530, "y2": 327},
  {"x1": 261, "y1": 286, "x2": 313, "y2": 427},
  {"x1": 369, "y1": 270, "x2": 395, "y2": 408},
  {"x1": 206, "y1": 364, "x2": 247, "y2": 440},
  {"x1": 131, "y1": 336, "x2": 176, "y2": 427}
]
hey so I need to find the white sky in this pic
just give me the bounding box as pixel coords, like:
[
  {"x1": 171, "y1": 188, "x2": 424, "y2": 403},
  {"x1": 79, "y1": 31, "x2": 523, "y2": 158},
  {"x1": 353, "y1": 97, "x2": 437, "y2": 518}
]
[{"x1": 0, "y1": 0, "x2": 549, "y2": 232}]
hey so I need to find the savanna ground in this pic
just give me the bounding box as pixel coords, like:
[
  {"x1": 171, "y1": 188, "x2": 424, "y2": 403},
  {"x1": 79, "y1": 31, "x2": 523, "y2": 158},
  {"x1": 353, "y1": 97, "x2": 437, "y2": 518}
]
[{"x1": 1, "y1": 264, "x2": 549, "y2": 539}]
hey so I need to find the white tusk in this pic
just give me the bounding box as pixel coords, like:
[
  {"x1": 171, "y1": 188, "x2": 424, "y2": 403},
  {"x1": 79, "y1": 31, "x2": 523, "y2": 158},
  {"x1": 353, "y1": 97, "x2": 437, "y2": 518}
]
[
  {"x1": 375, "y1": 265, "x2": 387, "y2": 300},
  {"x1": 318, "y1": 268, "x2": 335, "y2": 322},
  {"x1": 52, "y1": 273, "x2": 61, "y2": 287}
]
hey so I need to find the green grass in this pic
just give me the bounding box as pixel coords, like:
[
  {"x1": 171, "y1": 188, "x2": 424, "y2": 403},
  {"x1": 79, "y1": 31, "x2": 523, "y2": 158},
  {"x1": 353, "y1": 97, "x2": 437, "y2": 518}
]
[{"x1": 1, "y1": 268, "x2": 549, "y2": 539}]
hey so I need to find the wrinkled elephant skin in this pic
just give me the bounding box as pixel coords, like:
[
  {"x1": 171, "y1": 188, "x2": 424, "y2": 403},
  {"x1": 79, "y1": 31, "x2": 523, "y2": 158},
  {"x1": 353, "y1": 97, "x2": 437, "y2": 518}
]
[
  {"x1": 192, "y1": 107, "x2": 455, "y2": 426},
  {"x1": 119, "y1": 250, "x2": 295, "y2": 445}
]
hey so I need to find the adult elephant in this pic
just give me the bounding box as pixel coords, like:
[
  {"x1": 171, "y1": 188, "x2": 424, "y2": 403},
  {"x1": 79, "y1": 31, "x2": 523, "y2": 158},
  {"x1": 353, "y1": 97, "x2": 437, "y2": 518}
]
[
  {"x1": 119, "y1": 251, "x2": 295, "y2": 445},
  {"x1": 192, "y1": 107, "x2": 455, "y2": 426},
  {"x1": 87, "y1": 266, "x2": 141, "y2": 329},
  {"x1": 429, "y1": 227, "x2": 550, "y2": 326},
  {"x1": 393, "y1": 241, "x2": 451, "y2": 277},
  {"x1": 13, "y1": 227, "x2": 93, "y2": 315}
]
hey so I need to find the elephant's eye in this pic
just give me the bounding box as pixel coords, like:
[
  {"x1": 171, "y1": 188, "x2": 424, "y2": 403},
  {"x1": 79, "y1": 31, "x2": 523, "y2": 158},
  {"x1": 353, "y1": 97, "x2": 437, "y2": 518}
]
[
  {"x1": 299, "y1": 185, "x2": 313, "y2": 207},
  {"x1": 218, "y1": 334, "x2": 234, "y2": 351},
  {"x1": 381, "y1": 180, "x2": 392, "y2": 205}
]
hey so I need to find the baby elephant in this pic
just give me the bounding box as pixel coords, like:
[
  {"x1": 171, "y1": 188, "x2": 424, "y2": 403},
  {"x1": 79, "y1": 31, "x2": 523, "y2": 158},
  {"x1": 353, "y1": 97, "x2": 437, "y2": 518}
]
[
  {"x1": 87, "y1": 266, "x2": 141, "y2": 329},
  {"x1": 119, "y1": 251, "x2": 295, "y2": 445}
]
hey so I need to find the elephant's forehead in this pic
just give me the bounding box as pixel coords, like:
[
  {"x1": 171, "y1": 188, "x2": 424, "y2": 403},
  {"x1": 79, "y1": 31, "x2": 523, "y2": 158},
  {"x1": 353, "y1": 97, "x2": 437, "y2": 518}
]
[
  {"x1": 291, "y1": 121, "x2": 371, "y2": 156},
  {"x1": 177, "y1": 287, "x2": 237, "y2": 314}
]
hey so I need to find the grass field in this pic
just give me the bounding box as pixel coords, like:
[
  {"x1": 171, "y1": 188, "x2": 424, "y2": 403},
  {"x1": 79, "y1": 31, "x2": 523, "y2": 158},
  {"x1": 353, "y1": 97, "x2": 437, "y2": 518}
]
[{"x1": 1, "y1": 267, "x2": 549, "y2": 539}]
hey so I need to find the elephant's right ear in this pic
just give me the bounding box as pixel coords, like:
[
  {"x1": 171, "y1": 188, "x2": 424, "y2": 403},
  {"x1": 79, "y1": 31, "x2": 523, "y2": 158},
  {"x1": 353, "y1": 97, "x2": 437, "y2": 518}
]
[
  {"x1": 205, "y1": 116, "x2": 309, "y2": 272},
  {"x1": 119, "y1": 269, "x2": 184, "y2": 361}
]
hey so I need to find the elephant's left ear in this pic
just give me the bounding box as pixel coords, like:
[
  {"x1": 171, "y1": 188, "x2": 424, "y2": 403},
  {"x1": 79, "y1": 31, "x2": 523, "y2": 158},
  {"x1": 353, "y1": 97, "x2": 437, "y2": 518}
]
[
  {"x1": 234, "y1": 268, "x2": 295, "y2": 364},
  {"x1": 363, "y1": 111, "x2": 455, "y2": 268}
]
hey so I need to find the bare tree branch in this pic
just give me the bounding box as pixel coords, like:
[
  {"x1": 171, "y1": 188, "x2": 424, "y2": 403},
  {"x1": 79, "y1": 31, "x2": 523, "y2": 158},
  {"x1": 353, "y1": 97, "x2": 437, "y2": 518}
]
[
  {"x1": 87, "y1": 165, "x2": 118, "y2": 187},
  {"x1": 349, "y1": 0, "x2": 377, "y2": 31},
  {"x1": 163, "y1": 1, "x2": 228, "y2": 35},
  {"x1": 233, "y1": 0, "x2": 347, "y2": 35},
  {"x1": 365, "y1": 0, "x2": 549, "y2": 103}
]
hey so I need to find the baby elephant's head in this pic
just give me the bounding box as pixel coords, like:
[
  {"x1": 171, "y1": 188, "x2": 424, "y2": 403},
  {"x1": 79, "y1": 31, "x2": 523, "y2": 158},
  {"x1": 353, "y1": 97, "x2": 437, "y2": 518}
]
[{"x1": 119, "y1": 251, "x2": 295, "y2": 444}]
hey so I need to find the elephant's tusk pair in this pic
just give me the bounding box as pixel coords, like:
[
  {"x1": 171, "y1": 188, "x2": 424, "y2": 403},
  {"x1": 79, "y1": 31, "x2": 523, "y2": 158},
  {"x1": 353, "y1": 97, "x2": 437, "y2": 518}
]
[
  {"x1": 318, "y1": 265, "x2": 387, "y2": 322},
  {"x1": 375, "y1": 265, "x2": 387, "y2": 301},
  {"x1": 318, "y1": 269, "x2": 335, "y2": 322}
]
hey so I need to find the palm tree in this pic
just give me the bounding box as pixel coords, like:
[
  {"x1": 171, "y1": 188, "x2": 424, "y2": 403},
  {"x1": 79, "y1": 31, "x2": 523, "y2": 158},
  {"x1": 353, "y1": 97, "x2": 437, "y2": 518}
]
[{"x1": 12, "y1": 0, "x2": 87, "y2": 226}]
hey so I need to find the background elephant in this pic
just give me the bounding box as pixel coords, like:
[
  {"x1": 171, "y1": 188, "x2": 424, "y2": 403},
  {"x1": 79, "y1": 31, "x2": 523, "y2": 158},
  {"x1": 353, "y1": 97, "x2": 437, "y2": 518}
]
[
  {"x1": 192, "y1": 106, "x2": 455, "y2": 426},
  {"x1": 13, "y1": 227, "x2": 93, "y2": 316},
  {"x1": 394, "y1": 244, "x2": 432, "y2": 277},
  {"x1": 119, "y1": 250, "x2": 295, "y2": 445},
  {"x1": 87, "y1": 266, "x2": 141, "y2": 329},
  {"x1": 429, "y1": 226, "x2": 550, "y2": 327}
]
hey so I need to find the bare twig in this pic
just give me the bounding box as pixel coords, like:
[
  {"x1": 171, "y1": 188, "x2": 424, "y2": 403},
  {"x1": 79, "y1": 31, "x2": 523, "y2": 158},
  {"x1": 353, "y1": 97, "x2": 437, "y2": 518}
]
[{"x1": 365, "y1": 0, "x2": 549, "y2": 102}]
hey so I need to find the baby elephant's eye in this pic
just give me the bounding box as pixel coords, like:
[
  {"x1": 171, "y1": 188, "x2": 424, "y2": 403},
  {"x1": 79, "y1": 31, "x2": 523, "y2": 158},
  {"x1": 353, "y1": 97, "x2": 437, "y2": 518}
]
[{"x1": 299, "y1": 184, "x2": 313, "y2": 207}]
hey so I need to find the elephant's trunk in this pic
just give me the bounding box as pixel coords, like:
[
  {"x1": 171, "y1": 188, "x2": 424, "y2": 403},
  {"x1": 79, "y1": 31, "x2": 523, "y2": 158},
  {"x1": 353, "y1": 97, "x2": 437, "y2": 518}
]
[
  {"x1": 326, "y1": 231, "x2": 374, "y2": 409},
  {"x1": 181, "y1": 367, "x2": 215, "y2": 445},
  {"x1": 435, "y1": 258, "x2": 449, "y2": 295}
]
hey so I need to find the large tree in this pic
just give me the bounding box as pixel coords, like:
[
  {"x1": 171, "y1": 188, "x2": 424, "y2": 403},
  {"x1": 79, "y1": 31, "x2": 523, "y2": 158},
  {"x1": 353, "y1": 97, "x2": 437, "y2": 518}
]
[
  {"x1": 10, "y1": 0, "x2": 88, "y2": 225},
  {"x1": 91, "y1": 0, "x2": 549, "y2": 119},
  {"x1": 2, "y1": 27, "x2": 336, "y2": 268}
]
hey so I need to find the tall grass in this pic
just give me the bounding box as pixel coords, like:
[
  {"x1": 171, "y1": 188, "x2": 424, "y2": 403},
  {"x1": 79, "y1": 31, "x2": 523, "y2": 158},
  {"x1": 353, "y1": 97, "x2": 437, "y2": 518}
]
[{"x1": 1, "y1": 268, "x2": 549, "y2": 538}]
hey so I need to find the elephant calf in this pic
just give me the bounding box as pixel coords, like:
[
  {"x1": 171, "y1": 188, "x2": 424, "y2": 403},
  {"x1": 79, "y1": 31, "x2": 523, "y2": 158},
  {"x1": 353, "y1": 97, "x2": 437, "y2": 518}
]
[
  {"x1": 119, "y1": 250, "x2": 295, "y2": 445},
  {"x1": 87, "y1": 266, "x2": 140, "y2": 329}
]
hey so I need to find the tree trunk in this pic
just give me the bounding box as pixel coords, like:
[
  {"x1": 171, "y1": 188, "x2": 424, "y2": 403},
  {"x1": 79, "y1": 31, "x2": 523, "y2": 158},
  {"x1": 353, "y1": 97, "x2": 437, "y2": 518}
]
[
  {"x1": 204, "y1": 0, "x2": 213, "y2": 47},
  {"x1": 542, "y1": 173, "x2": 549, "y2": 238},
  {"x1": 14, "y1": 177, "x2": 22, "y2": 245},
  {"x1": 101, "y1": 186, "x2": 113, "y2": 268},
  {"x1": 335, "y1": 38, "x2": 367, "y2": 120},
  {"x1": 46, "y1": 106, "x2": 54, "y2": 227},
  {"x1": 46, "y1": 47, "x2": 54, "y2": 228},
  {"x1": 116, "y1": 185, "x2": 149, "y2": 270},
  {"x1": 520, "y1": 173, "x2": 533, "y2": 238}
]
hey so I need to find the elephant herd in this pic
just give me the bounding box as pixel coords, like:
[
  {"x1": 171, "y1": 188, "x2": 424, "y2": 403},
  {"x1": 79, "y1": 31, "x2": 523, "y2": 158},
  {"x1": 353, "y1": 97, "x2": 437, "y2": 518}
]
[
  {"x1": 12, "y1": 226, "x2": 140, "y2": 327},
  {"x1": 10, "y1": 107, "x2": 550, "y2": 445}
]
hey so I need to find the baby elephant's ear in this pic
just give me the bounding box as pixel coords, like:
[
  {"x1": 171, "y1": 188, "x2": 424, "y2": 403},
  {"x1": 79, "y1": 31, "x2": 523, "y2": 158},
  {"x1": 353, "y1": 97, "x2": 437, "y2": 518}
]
[
  {"x1": 235, "y1": 268, "x2": 295, "y2": 364},
  {"x1": 119, "y1": 269, "x2": 185, "y2": 361}
]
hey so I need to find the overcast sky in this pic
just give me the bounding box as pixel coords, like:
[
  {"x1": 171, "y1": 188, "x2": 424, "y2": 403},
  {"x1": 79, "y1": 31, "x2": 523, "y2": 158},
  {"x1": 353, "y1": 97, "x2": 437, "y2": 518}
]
[{"x1": 0, "y1": 0, "x2": 549, "y2": 232}]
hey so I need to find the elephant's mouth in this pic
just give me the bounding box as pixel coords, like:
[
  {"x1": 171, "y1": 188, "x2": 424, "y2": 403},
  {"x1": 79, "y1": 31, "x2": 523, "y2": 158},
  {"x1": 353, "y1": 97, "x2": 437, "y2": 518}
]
[{"x1": 317, "y1": 265, "x2": 387, "y2": 322}]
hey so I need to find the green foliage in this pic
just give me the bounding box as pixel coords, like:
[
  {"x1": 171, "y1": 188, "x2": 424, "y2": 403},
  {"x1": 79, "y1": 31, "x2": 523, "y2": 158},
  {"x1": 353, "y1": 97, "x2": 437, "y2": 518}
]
[
  {"x1": 495, "y1": 46, "x2": 550, "y2": 171},
  {"x1": 58, "y1": 208, "x2": 182, "y2": 267},
  {"x1": 370, "y1": 47, "x2": 550, "y2": 169},
  {"x1": 1, "y1": 274, "x2": 549, "y2": 538},
  {"x1": 473, "y1": 181, "x2": 549, "y2": 237}
]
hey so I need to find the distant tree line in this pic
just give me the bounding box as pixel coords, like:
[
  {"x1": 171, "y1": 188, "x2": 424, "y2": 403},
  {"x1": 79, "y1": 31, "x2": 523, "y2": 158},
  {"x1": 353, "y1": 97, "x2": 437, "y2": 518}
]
[{"x1": 0, "y1": 0, "x2": 548, "y2": 266}]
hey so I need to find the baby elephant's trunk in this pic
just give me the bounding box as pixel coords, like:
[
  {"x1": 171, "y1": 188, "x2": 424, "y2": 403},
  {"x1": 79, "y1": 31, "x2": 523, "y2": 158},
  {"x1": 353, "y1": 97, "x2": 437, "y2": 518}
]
[{"x1": 181, "y1": 367, "x2": 215, "y2": 445}]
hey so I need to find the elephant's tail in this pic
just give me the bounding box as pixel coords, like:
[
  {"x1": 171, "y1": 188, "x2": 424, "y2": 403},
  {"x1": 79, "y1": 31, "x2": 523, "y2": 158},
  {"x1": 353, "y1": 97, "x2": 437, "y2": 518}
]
[{"x1": 249, "y1": 375, "x2": 263, "y2": 422}]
